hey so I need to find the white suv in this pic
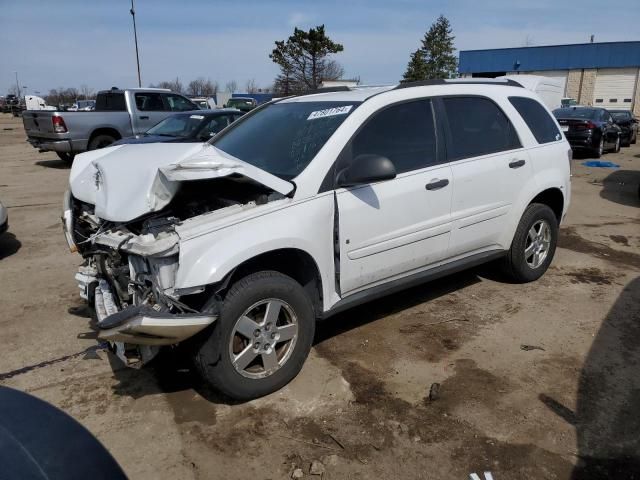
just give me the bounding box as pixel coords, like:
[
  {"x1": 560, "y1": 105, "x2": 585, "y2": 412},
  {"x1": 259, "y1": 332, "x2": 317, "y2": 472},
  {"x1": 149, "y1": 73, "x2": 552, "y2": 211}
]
[{"x1": 64, "y1": 79, "x2": 571, "y2": 400}]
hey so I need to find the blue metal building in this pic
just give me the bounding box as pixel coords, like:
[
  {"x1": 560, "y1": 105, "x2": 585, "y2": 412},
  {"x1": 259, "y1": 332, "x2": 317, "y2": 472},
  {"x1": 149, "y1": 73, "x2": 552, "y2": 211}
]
[{"x1": 459, "y1": 41, "x2": 640, "y2": 114}]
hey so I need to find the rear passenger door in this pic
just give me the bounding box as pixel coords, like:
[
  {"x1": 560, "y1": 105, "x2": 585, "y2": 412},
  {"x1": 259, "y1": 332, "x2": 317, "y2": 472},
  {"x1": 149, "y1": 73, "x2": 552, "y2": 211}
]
[
  {"x1": 336, "y1": 99, "x2": 453, "y2": 295},
  {"x1": 440, "y1": 96, "x2": 532, "y2": 257},
  {"x1": 132, "y1": 92, "x2": 168, "y2": 134}
]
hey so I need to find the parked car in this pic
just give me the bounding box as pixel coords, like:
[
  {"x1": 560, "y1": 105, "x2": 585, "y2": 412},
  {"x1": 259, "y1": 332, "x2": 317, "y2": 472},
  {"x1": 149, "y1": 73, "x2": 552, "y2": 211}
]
[
  {"x1": 609, "y1": 110, "x2": 638, "y2": 146},
  {"x1": 189, "y1": 96, "x2": 217, "y2": 110},
  {"x1": 0, "y1": 199, "x2": 7, "y2": 235},
  {"x1": 64, "y1": 79, "x2": 571, "y2": 400},
  {"x1": 22, "y1": 88, "x2": 198, "y2": 163},
  {"x1": 225, "y1": 97, "x2": 257, "y2": 112},
  {"x1": 68, "y1": 100, "x2": 96, "y2": 112},
  {"x1": 112, "y1": 109, "x2": 243, "y2": 146},
  {"x1": 553, "y1": 106, "x2": 621, "y2": 157}
]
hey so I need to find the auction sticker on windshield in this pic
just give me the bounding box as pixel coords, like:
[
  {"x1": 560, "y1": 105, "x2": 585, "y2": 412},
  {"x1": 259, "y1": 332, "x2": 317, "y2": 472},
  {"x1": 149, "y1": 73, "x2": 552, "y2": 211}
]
[
  {"x1": 190, "y1": 115, "x2": 204, "y2": 120},
  {"x1": 307, "y1": 105, "x2": 353, "y2": 120}
]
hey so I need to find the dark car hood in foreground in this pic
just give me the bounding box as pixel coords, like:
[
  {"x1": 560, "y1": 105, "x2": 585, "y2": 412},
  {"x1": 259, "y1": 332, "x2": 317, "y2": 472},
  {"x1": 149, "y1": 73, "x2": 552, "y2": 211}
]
[{"x1": 112, "y1": 135, "x2": 197, "y2": 145}]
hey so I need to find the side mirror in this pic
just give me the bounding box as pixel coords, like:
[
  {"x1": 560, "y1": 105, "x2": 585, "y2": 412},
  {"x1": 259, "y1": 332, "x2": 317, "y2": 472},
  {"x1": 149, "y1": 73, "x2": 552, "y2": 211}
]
[{"x1": 336, "y1": 154, "x2": 396, "y2": 188}]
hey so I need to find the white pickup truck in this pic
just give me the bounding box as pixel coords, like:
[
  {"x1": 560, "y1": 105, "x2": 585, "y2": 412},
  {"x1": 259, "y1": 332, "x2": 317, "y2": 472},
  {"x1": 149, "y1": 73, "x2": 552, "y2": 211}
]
[
  {"x1": 22, "y1": 88, "x2": 198, "y2": 163},
  {"x1": 64, "y1": 79, "x2": 571, "y2": 400}
]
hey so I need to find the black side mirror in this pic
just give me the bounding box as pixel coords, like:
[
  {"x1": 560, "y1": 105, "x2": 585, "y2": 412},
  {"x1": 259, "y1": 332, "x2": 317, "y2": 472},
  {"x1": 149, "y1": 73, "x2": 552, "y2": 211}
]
[{"x1": 337, "y1": 154, "x2": 396, "y2": 188}]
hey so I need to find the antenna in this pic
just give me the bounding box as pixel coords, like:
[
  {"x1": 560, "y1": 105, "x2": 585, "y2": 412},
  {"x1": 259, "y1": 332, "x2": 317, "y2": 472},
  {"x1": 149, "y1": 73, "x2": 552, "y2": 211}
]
[{"x1": 130, "y1": 0, "x2": 142, "y2": 87}]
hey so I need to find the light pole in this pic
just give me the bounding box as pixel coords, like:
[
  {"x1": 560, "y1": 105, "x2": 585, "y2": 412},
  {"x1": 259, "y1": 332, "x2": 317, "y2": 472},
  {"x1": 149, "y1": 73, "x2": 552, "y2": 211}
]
[
  {"x1": 13, "y1": 71, "x2": 21, "y2": 99},
  {"x1": 130, "y1": 0, "x2": 142, "y2": 87}
]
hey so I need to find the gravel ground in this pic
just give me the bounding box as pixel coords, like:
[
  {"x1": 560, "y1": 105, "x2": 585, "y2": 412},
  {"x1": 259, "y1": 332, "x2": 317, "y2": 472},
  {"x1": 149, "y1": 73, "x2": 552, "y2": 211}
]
[{"x1": 1, "y1": 113, "x2": 639, "y2": 479}]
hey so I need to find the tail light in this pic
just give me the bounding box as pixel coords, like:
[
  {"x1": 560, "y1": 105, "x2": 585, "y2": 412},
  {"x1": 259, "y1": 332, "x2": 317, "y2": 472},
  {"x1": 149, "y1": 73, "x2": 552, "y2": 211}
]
[
  {"x1": 52, "y1": 116, "x2": 67, "y2": 133},
  {"x1": 574, "y1": 121, "x2": 596, "y2": 130}
]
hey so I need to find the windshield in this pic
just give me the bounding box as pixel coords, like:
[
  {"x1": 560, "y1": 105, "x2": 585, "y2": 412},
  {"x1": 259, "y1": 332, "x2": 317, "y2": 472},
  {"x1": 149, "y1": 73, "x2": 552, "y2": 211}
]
[
  {"x1": 553, "y1": 108, "x2": 597, "y2": 119},
  {"x1": 146, "y1": 113, "x2": 206, "y2": 137},
  {"x1": 212, "y1": 101, "x2": 359, "y2": 179}
]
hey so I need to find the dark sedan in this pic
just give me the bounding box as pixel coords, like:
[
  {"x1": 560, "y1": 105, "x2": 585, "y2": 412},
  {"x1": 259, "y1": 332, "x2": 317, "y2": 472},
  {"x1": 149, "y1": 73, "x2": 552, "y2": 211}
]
[
  {"x1": 553, "y1": 107, "x2": 621, "y2": 158},
  {"x1": 113, "y1": 109, "x2": 243, "y2": 146},
  {"x1": 610, "y1": 110, "x2": 638, "y2": 146}
]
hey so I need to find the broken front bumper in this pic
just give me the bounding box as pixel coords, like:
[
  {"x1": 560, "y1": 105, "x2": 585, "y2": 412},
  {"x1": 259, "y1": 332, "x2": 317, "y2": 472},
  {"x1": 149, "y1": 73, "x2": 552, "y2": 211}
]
[{"x1": 94, "y1": 279, "x2": 216, "y2": 346}]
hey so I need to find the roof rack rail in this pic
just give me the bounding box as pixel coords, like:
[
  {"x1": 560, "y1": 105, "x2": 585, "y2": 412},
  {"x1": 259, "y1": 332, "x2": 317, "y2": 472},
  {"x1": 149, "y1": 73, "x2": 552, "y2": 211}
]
[
  {"x1": 303, "y1": 86, "x2": 353, "y2": 95},
  {"x1": 394, "y1": 78, "x2": 523, "y2": 89}
]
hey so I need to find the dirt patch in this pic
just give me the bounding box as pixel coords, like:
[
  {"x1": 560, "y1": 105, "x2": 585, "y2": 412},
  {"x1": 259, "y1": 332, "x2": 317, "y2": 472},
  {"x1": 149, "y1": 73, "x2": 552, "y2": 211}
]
[
  {"x1": 565, "y1": 267, "x2": 614, "y2": 286},
  {"x1": 609, "y1": 235, "x2": 630, "y2": 247},
  {"x1": 558, "y1": 227, "x2": 640, "y2": 269}
]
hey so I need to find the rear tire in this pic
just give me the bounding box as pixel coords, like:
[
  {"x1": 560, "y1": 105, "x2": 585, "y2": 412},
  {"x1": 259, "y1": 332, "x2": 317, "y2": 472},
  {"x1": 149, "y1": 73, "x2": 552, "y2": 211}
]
[
  {"x1": 88, "y1": 134, "x2": 116, "y2": 151},
  {"x1": 56, "y1": 152, "x2": 75, "y2": 164},
  {"x1": 592, "y1": 137, "x2": 604, "y2": 158},
  {"x1": 193, "y1": 271, "x2": 315, "y2": 401},
  {"x1": 501, "y1": 203, "x2": 558, "y2": 283},
  {"x1": 609, "y1": 136, "x2": 621, "y2": 153}
]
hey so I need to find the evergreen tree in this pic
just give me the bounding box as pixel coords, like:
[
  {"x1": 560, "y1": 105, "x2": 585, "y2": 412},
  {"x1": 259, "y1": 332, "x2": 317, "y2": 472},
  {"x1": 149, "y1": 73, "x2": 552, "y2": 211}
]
[
  {"x1": 401, "y1": 15, "x2": 457, "y2": 82},
  {"x1": 270, "y1": 25, "x2": 344, "y2": 94},
  {"x1": 402, "y1": 49, "x2": 428, "y2": 82}
]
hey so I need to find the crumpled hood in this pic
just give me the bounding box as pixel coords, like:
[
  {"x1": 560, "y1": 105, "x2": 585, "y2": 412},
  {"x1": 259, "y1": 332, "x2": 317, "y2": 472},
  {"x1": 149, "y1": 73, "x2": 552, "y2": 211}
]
[{"x1": 69, "y1": 143, "x2": 294, "y2": 222}]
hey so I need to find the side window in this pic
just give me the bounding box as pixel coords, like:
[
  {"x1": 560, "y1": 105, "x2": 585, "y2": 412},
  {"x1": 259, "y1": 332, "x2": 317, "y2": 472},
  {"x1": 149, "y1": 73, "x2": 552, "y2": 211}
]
[
  {"x1": 442, "y1": 96, "x2": 521, "y2": 160},
  {"x1": 135, "y1": 93, "x2": 165, "y2": 111},
  {"x1": 509, "y1": 96, "x2": 562, "y2": 144},
  {"x1": 163, "y1": 94, "x2": 197, "y2": 112},
  {"x1": 351, "y1": 99, "x2": 437, "y2": 174}
]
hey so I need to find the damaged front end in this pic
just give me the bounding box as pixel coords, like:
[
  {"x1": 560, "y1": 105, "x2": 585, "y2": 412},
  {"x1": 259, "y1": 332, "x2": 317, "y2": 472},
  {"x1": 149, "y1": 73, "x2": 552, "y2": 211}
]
[
  {"x1": 66, "y1": 196, "x2": 217, "y2": 365},
  {"x1": 64, "y1": 143, "x2": 293, "y2": 367}
]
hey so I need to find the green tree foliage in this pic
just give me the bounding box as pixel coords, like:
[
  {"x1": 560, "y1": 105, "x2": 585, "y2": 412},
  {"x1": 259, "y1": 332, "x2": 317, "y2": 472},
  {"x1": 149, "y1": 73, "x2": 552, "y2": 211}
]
[
  {"x1": 402, "y1": 49, "x2": 428, "y2": 82},
  {"x1": 270, "y1": 25, "x2": 344, "y2": 95},
  {"x1": 402, "y1": 15, "x2": 457, "y2": 82}
]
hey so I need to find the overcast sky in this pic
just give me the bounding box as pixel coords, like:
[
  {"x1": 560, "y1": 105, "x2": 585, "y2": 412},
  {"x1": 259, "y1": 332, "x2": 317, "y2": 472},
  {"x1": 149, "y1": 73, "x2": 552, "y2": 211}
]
[{"x1": 3, "y1": 0, "x2": 639, "y2": 95}]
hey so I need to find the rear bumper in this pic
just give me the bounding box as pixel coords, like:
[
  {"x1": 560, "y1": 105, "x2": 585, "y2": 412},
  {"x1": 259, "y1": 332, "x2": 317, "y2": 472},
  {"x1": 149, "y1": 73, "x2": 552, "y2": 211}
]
[
  {"x1": 27, "y1": 137, "x2": 88, "y2": 153},
  {"x1": 94, "y1": 279, "x2": 216, "y2": 346},
  {"x1": 565, "y1": 134, "x2": 596, "y2": 150}
]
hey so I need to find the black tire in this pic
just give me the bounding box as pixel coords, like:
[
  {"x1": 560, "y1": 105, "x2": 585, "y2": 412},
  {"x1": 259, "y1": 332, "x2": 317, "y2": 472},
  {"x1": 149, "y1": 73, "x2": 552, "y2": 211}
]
[
  {"x1": 591, "y1": 136, "x2": 604, "y2": 158},
  {"x1": 193, "y1": 271, "x2": 316, "y2": 401},
  {"x1": 609, "y1": 135, "x2": 621, "y2": 153},
  {"x1": 502, "y1": 203, "x2": 558, "y2": 283},
  {"x1": 88, "y1": 134, "x2": 116, "y2": 150},
  {"x1": 56, "y1": 152, "x2": 75, "y2": 164}
]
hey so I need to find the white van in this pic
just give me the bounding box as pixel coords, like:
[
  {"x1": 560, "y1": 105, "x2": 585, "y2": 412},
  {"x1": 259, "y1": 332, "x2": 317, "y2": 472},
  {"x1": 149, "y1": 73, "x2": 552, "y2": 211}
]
[{"x1": 500, "y1": 75, "x2": 564, "y2": 110}]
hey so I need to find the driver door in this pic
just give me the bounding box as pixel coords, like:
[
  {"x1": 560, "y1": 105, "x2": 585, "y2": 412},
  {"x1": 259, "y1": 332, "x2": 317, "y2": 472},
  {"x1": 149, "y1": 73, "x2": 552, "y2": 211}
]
[{"x1": 336, "y1": 99, "x2": 453, "y2": 295}]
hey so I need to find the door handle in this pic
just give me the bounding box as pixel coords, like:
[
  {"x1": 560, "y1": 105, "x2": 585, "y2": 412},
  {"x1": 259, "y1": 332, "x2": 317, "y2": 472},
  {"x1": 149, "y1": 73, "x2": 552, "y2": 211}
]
[
  {"x1": 425, "y1": 179, "x2": 449, "y2": 190},
  {"x1": 139, "y1": 115, "x2": 149, "y2": 120},
  {"x1": 509, "y1": 159, "x2": 526, "y2": 168}
]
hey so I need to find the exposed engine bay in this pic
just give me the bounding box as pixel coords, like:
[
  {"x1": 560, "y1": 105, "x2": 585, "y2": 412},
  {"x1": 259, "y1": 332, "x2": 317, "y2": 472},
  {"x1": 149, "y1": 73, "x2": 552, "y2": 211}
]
[{"x1": 67, "y1": 177, "x2": 285, "y2": 366}]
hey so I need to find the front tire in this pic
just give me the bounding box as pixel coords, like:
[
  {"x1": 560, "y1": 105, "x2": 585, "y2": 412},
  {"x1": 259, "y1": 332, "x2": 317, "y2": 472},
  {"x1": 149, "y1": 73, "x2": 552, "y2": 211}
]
[
  {"x1": 502, "y1": 203, "x2": 558, "y2": 283},
  {"x1": 194, "y1": 271, "x2": 316, "y2": 401}
]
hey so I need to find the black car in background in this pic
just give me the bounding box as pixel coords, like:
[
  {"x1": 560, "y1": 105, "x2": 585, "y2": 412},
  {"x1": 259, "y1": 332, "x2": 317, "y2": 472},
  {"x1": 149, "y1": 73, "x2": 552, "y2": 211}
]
[
  {"x1": 112, "y1": 109, "x2": 243, "y2": 146},
  {"x1": 553, "y1": 106, "x2": 622, "y2": 158},
  {"x1": 609, "y1": 110, "x2": 638, "y2": 146}
]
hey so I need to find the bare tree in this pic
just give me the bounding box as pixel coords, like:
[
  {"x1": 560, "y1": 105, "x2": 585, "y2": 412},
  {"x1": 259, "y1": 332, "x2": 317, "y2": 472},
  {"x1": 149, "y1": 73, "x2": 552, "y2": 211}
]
[
  {"x1": 80, "y1": 84, "x2": 95, "y2": 100},
  {"x1": 225, "y1": 80, "x2": 238, "y2": 93},
  {"x1": 153, "y1": 77, "x2": 184, "y2": 93},
  {"x1": 202, "y1": 79, "x2": 218, "y2": 96},
  {"x1": 7, "y1": 85, "x2": 20, "y2": 97},
  {"x1": 320, "y1": 60, "x2": 345, "y2": 83},
  {"x1": 245, "y1": 78, "x2": 258, "y2": 93},
  {"x1": 187, "y1": 77, "x2": 206, "y2": 96}
]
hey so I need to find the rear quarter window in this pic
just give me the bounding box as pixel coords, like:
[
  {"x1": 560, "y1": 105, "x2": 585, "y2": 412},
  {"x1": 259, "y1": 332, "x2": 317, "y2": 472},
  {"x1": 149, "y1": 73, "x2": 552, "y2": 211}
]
[
  {"x1": 509, "y1": 97, "x2": 562, "y2": 144},
  {"x1": 441, "y1": 96, "x2": 521, "y2": 161}
]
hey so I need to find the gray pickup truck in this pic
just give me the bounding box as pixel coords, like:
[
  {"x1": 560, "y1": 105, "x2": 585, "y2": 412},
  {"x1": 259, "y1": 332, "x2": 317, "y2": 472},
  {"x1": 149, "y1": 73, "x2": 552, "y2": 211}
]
[{"x1": 22, "y1": 88, "x2": 198, "y2": 162}]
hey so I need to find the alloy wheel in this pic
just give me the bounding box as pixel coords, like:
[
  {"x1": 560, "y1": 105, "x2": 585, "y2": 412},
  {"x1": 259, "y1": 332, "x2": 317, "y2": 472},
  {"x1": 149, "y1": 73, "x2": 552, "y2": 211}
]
[
  {"x1": 524, "y1": 220, "x2": 551, "y2": 269},
  {"x1": 228, "y1": 299, "x2": 299, "y2": 379}
]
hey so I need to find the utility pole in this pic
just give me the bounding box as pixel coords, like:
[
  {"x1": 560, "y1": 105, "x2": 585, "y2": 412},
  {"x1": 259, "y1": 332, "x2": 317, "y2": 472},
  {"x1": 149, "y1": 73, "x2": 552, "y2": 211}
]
[
  {"x1": 14, "y1": 71, "x2": 21, "y2": 99},
  {"x1": 130, "y1": 0, "x2": 142, "y2": 87}
]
